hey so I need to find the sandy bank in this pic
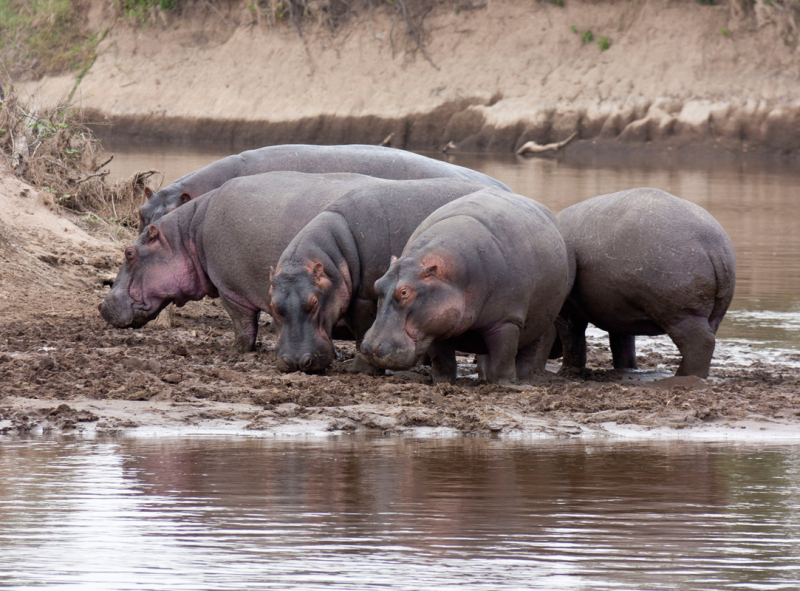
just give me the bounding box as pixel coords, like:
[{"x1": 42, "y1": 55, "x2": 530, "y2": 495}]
[{"x1": 14, "y1": 0, "x2": 800, "y2": 155}]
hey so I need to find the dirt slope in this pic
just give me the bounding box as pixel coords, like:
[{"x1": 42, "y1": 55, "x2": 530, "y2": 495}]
[{"x1": 15, "y1": 0, "x2": 800, "y2": 154}]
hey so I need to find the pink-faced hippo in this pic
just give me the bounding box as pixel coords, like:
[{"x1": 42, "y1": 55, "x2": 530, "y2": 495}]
[
  {"x1": 100, "y1": 172, "x2": 494, "y2": 353},
  {"x1": 360, "y1": 190, "x2": 574, "y2": 385},
  {"x1": 555, "y1": 187, "x2": 736, "y2": 378},
  {"x1": 268, "y1": 177, "x2": 493, "y2": 373},
  {"x1": 138, "y1": 144, "x2": 511, "y2": 231}
]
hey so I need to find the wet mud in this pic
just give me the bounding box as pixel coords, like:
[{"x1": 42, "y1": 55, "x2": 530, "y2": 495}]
[{"x1": 2, "y1": 298, "x2": 799, "y2": 438}]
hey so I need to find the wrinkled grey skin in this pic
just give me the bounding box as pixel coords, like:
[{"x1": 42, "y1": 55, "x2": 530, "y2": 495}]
[
  {"x1": 361, "y1": 190, "x2": 574, "y2": 385},
  {"x1": 556, "y1": 187, "x2": 736, "y2": 378},
  {"x1": 270, "y1": 177, "x2": 493, "y2": 373},
  {"x1": 138, "y1": 144, "x2": 511, "y2": 231},
  {"x1": 101, "y1": 172, "x2": 415, "y2": 352}
]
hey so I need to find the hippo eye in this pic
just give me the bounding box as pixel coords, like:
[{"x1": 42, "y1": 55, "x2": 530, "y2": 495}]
[
  {"x1": 397, "y1": 287, "x2": 411, "y2": 301},
  {"x1": 124, "y1": 247, "x2": 137, "y2": 261}
]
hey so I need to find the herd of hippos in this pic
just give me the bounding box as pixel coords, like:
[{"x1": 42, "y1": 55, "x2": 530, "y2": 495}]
[{"x1": 98, "y1": 144, "x2": 737, "y2": 384}]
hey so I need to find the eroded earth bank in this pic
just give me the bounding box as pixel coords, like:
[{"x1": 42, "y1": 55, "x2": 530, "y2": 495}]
[
  {"x1": 15, "y1": 0, "x2": 800, "y2": 156},
  {"x1": 1, "y1": 173, "x2": 799, "y2": 438}
]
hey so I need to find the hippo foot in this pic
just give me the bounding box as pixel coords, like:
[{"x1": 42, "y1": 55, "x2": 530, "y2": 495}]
[
  {"x1": 557, "y1": 365, "x2": 590, "y2": 379},
  {"x1": 344, "y1": 355, "x2": 386, "y2": 376}
]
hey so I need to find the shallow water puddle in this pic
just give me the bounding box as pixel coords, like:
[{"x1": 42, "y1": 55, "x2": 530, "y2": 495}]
[{"x1": 2, "y1": 437, "x2": 800, "y2": 590}]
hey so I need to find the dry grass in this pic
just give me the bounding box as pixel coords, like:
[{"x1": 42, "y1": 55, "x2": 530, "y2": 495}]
[{"x1": 0, "y1": 85, "x2": 159, "y2": 236}]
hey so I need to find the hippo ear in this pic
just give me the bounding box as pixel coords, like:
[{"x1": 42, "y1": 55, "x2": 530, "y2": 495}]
[
  {"x1": 421, "y1": 264, "x2": 438, "y2": 279},
  {"x1": 312, "y1": 261, "x2": 326, "y2": 282},
  {"x1": 390, "y1": 255, "x2": 398, "y2": 265},
  {"x1": 269, "y1": 266, "x2": 275, "y2": 282},
  {"x1": 144, "y1": 187, "x2": 153, "y2": 199},
  {"x1": 146, "y1": 224, "x2": 160, "y2": 243},
  {"x1": 180, "y1": 193, "x2": 191, "y2": 205}
]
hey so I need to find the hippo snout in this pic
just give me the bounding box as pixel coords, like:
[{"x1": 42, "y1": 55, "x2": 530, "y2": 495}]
[
  {"x1": 360, "y1": 337, "x2": 417, "y2": 371},
  {"x1": 276, "y1": 352, "x2": 332, "y2": 374}
]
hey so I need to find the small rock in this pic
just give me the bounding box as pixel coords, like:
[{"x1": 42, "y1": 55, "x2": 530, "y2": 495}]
[{"x1": 162, "y1": 373, "x2": 183, "y2": 384}]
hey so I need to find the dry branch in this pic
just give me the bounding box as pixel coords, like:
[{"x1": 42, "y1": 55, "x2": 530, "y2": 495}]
[{"x1": 516, "y1": 132, "x2": 578, "y2": 156}]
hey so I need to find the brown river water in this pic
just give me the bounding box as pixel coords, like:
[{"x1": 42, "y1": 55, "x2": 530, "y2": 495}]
[
  {"x1": 2, "y1": 436, "x2": 800, "y2": 589},
  {"x1": 4, "y1": 145, "x2": 796, "y2": 590}
]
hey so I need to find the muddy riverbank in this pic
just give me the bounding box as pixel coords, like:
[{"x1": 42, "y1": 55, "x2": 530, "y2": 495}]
[
  {"x1": 2, "y1": 297, "x2": 800, "y2": 439},
  {"x1": 2, "y1": 169, "x2": 799, "y2": 439},
  {"x1": 13, "y1": 0, "x2": 800, "y2": 155}
]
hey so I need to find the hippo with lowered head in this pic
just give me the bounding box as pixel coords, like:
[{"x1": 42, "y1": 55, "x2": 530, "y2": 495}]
[
  {"x1": 138, "y1": 144, "x2": 511, "y2": 231},
  {"x1": 268, "y1": 177, "x2": 494, "y2": 373},
  {"x1": 103, "y1": 172, "x2": 461, "y2": 351},
  {"x1": 555, "y1": 187, "x2": 736, "y2": 378},
  {"x1": 360, "y1": 190, "x2": 574, "y2": 385}
]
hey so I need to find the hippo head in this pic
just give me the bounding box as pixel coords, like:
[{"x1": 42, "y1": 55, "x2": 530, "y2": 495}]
[
  {"x1": 269, "y1": 261, "x2": 349, "y2": 373},
  {"x1": 138, "y1": 187, "x2": 192, "y2": 232},
  {"x1": 361, "y1": 254, "x2": 465, "y2": 370},
  {"x1": 99, "y1": 224, "x2": 209, "y2": 328}
]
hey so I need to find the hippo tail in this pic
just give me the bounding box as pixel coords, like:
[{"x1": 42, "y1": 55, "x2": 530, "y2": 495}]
[{"x1": 708, "y1": 248, "x2": 736, "y2": 333}]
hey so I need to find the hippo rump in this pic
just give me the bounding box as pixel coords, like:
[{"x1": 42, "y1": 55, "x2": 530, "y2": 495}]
[
  {"x1": 268, "y1": 177, "x2": 497, "y2": 373},
  {"x1": 556, "y1": 187, "x2": 736, "y2": 378},
  {"x1": 103, "y1": 172, "x2": 466, "y2": 352},
  {"x1": 360, "y1": 190, "x2": 574, "y2": 385},
  {"x1": 138, "y1": 144, "x2": 511, "y2": 230}
]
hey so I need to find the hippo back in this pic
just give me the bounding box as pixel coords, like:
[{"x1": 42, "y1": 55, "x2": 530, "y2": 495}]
[{"x1": 139, "y1": 144, "x2": 511, "y2": 230}]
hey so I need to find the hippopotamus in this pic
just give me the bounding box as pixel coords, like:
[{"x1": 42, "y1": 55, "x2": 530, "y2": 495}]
[
  {"x1": 268, "y1": 177, "x2": 495, "y2": 373},
  {"x1": 556, "y1": 187, "x2": 736, "y2": 378},
  {"x1": 102, "y1": 172, "x2": 445, "y2": 351},
  {"x1": 360, "y1": 190, "x2": 574, "y2": 385},
  {"x1": 138, "y1": 144, "x2": 511, "y2": 231}
]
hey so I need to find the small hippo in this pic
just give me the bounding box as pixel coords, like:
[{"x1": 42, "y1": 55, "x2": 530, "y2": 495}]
[
  {"x1": 556, "y1": 187, "x2": 736, "y2": 378},
  {"x1": 138, "y1": 144, "x2": 511, "y2": 231},
  {"x1": 268, "y1": 177, "x2": 493, "y2": 373},
  {"x1": 101, "y1": 172, "x2": 434, "y2": 351},
  {"x1": 360, "y1": 190, "x2": 574, "y2": 385}
]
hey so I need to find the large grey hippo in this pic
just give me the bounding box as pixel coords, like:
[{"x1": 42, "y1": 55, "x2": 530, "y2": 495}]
[
  {"x1": 556, "y1": 187, "x2": 736, "y2": 378},
  {"x1": 100, "y1": 172, "x2": 492, "y2": 353},
  {"x1": 360, "y1": 191, "x2": 574, "y2": 385},
  {"x1": 268, "y1": 177, "x2": 491, "y2": 373},
  {"x1": 138, "y1": 144, "x2": 511, "y2": 230}
]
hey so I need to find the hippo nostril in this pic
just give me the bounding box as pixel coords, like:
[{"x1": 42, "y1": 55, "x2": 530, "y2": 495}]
[
  {"x1": 279, "y1": 355, "x2": 293, "y2": 370},
  {"x1": 300, "y1": 354, "x2": 314, "y2": 370}
]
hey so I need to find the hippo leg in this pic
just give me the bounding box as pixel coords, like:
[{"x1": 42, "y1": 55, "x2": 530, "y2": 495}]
[
  {"x1": 429, "y1": 341, "x2": 458, "y2": 385},
  {"x1": 220, "y1": 294, "x2": 260, "y2": 353},
  {"x1": 481, "y1": 323, "x2": 521, "y2": 385},
  {"x1": 476, "y1": 355, "x2": 487, "y2": 381},
  {"x1": 556, "y1": 303, "x2": 589, "y2": 372},
  {"x1": 609, "y1": 332, "x2": 637, "y2": 370},
  {"x1": 665, "y1": 316, "x2": 716, "y2": 378},
  {"x1": 344, "y1": 298, "x2": 385, "y2": 375},
  {"x1": 516, "y1": 325, "x2": 557, "y2": 383}
]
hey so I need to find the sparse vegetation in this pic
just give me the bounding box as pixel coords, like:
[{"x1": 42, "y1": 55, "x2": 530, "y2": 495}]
[
  {"x1": 597, "y1": 35, "x2": 610, "y2": 50},
  {"x1": 582, "y1": 29, "x2": 594, "y2": 43},
  {"x1": 0, "y1": 85, "x2": 158, "y2": 234},
  {"x1": 0, "y1": 0, "x2": 100, "y2": 76}
]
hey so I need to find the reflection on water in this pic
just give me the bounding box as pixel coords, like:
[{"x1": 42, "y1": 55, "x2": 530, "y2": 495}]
[
  {"x1": 105, "y1": 143, "x2": 800, "y2": 347},
  {"x1": 1, "y1": 437, "x2": 800, "y2": 590}
]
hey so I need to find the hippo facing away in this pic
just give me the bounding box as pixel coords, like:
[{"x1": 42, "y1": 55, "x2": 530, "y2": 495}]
[
  {"x1": 556, "y1": 187, "x2": 736, "y2": 378},
  {"x1": 138, "y1": 144, "x2": 511, "y2": 231},
  {"x1": 361, "y1": 191, "x2": 574, "y2": 385}
]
